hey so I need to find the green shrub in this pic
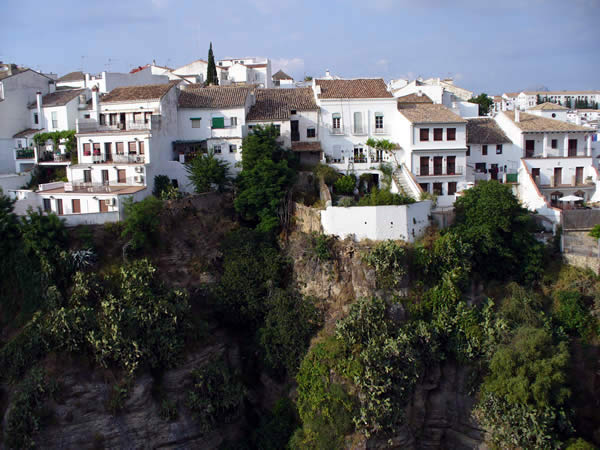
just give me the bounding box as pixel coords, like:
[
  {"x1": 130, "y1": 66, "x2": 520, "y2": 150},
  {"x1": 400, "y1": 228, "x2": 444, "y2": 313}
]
[
  {"x1": 357, "y1": 188, "x2": 415, "y2": 206},
  {"x1": 153, "y1": 175, "x2": 172, "y2": 198},
  {"x1": 553, "y1": 290, "x2": 592, "y2": 337},
  {"x1": 185, "y1": 151, "x2": 231, "y2": 193},
  {"x1": 186, "y1": 358, "x2": 245, "y2": 432},
  {"x1": 336, "y1": 196, "x2": 355, "y2": 207},
  {"x1": 252, "y1": 398, "x2": 299, "y2": 450},
  {"x1": 307, "y1": 232, "x2": 336, "y2": 262},
  {"x1": 363, "y1": 240, "x2": 408, "y2": 290},
  {"x1": 333, "y1": 175, "x2": 356, "y2": 195},
  {"x1": 107, "y1": 379, "x2": 131, "y2": 415},
  {"x1": 121, "y1": 196, "x2": 163, "y2": 251},
  {"x1": 313, "y1": 164, "x2": 339, "y2": 186}
]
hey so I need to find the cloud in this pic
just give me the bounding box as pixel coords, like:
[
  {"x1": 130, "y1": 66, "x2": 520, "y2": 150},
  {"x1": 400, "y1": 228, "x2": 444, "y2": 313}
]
[{"x1": 272, "y1": 57, "x2": 305, "y2": 77}]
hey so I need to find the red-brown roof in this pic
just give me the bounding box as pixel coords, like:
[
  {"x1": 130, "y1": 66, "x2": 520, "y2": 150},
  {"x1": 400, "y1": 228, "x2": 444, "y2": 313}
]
[
  {"x1": 315, "y1": 79, "x2": 393, "y2": 99},
  {"x1": 247, "y1": 88, "x2": 317, "y2": 121},
  {"x1": 178, "y1": 86, "x2": 251, "y2": 108},
  {"x1": 101, "y1": 81, "x2": 178, "y2": 103},
  {"x1": 292, "y1": 141, "x2": 321, "y2": 152},
  {"x1": 28, "y1": 89, "x2": 86, "y2": 109},
  {"x1": 57, "y1": 71, "x2": 85, "y2": 82},
  {"x1": 397, "y1": 92, "x2": 434, "y2": 104}
]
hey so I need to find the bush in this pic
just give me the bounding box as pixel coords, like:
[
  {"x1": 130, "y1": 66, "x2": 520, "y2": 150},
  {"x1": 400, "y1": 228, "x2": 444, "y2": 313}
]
[
  {"x1": 186, "y1": 358, "x2": 245, "y2": 432},
  {"x1": 259, "y1": 289, "x2": 322, "y2": 376},
  {"x1": 553, "y1": 290, "x2": 592, "y2": 337},
  {"x1": 252, "y1": 398, "x2": 299, "y2": 450},
  {"x1": 337, "y1": 196, "x2": 355, "y2": 207},
  {"x1": 357, "y1": 188, "x2": 415, "y2": 206},
  {"x1": 121, "y1": 196, "x2": 163, "y2": 251},
  {"x1": 313, "y1": 164, "x2": 339, "y2": 186},
  {"x1": 307, "y1": 232, "x2": 336, "y2": 262},
  {"x1": 153, "y1": 175, "x2": 172, "y2": 198},
  {"x1": 333, "y1": 174, "x2": 356, "y2": 195},
  {"x1": 363, "y1": 240, "x2": 408, "y2": 290},
  {"x1": 185, "y1": 151, "x2": 231, "y2": 193}
]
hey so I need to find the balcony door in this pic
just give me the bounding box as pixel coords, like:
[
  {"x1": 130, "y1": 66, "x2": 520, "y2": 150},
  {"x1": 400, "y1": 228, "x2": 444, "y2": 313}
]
[
  {"x1": 102, "y1": 170, "x2": 109, "y2": 185},
  {"x1": 568, "y1": 139, "x2": 577, "y2": 157},
  {"x1": 104, "y1": 143, "x2": 112, "y2": 161},
  {"x1": 420, "y1": 156, "x2": 429, "y2": 176},
  {"x1": 291, "y1": 120, "x2": 300, "y2": 142},
  {"x1": 525, "y1": 140, "x2": 535, "y2": 158},
  {"x1": 433, "y1": 156, "x2": 443, "y2": 175},
  {"x1": 447, "y1": 156, "x2": 456, "y2": 175},
  {"x1": 554, "y1": 167, "x2": 562, "y2": 186},
  {"x1": 575, "y1": 167, "x2": 583, "y2": 185},
  {"x1": 117, "y1": 169, "x2": 126, "y2": 183}
]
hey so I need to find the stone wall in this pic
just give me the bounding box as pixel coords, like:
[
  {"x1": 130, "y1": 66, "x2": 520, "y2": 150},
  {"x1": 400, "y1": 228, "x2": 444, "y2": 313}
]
[
  {"x1": 293, "y1": 202, "x2": 322, "y2": 234},
  {"x1": 564, "y1": 253, "x2": 600, "y2": 275}
]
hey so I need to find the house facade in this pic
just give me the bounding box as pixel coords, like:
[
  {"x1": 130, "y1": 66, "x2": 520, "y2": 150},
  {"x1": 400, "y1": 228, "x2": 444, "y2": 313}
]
[
  {"x1": 217, "y1": 58, "x2": 272, "y2": 88},
  {"x1": 466, "y1": 118, "x2": 517, "y2": 182}
]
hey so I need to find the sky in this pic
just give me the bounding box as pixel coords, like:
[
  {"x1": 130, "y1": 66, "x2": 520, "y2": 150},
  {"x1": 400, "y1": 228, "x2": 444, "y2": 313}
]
[{"x1": 1, "y1": 0, "x2": 599, "y2": 95}]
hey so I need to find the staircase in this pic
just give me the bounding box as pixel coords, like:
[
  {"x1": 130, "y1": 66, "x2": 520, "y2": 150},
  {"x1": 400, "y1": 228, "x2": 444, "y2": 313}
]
[{"x1": 392, "y1": 164, "x2": 421, "y2": 200}]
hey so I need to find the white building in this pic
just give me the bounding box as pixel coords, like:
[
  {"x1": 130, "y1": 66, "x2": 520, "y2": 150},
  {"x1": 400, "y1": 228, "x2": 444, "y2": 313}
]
[
  {"x1": 171, "y1": 60, "x2": 230, "y2": 86},
  {"x1": 0, "y1": 64, "x2": 53, "y2": 174},
  {"x1": 272, "y1": 70, "x2": 294, "y2": 88},
  {"x1": 526, "y1": 102, "x2": 569, "y2": 122},
  {"x1": 176, "y1": 85, "x2": 254, "y2": 171},
  {"x1": 390, "y1": 77, "x2": 478, "y2": 118},
  {"x1": 465, "y1": 118, "x2": 517, "y2": 182},
  {"x1": 217, "y1": 57, "x2": 272, "y2": 88},
  {"x1": 396, "y1": 100, "x2": 469, "y2": 207},
  {"x1": 494, "y1": 110, "x2": 597, "y2": 225},
  {"x1": 246, "y1": 88, "x2": 320, "y2": 165},
  {"x1": 56, "y1": 68, "x2": 169, "y2": 93},
  {"x1": 36, "y1": 81, "x2": 181, "y2": 224}
]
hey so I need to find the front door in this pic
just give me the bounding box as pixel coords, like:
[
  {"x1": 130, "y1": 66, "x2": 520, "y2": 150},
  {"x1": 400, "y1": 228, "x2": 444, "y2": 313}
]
[
  {"x1": 525, "y1": 140, "x2": 535, "y2": 158},
  {"x1": 291, "y1": 120, "x2": 300, "y2": 142},
  {"x1": 117, "y1": 169, "x2": 126, "y2": 183},
  {"x1": 99, "y1": 199, "x2": 109, "y2": 212},
  {"x1": 490, "y1": 163, "x2": 499, "y2": 180}
]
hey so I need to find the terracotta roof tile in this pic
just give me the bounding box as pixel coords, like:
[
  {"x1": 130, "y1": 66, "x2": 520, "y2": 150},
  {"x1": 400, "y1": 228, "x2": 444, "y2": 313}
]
[
  {"x1": 247, "y1": 88, "x2": 317, "y2": 121},
  {"x1": 101, "y1": 81, "x2": 178, "y2": 103},
  {"x1": 504, "y1": 111, "x2": 590, "y2": 132},
  {"x1": 13, "y1": 128, "x2": 43, "y2": 138},
  {"x1": 292, "y1": 141, "x2": 321, "y2": 152},
  {"x1": 398, "y1": 104, "x2": 466, "y2": 124},
  {"x1": 272, "y1": 70, "x2": 293, "y2": 81},
  {"x1": 397, "y1": 93, "x2": 434, "y2": 104},
  {"x1": 466, "y1": 118, "x2": 510, "y2": 144},
  {"x1": 57, "y1": 71, "x2": 85, "y2": 82},
  {"x1": 528, "y1": 102, "x2": 569, "y2": 111},
  {"x1": 178, "y1": 86, "x2": 250, "y2": 108},
  {"x1": 315, "y1": 79, "x2": 393, "y2": 99},
  {"x1": 27, "y1": 89, "x2": 86, "y2": 109}
]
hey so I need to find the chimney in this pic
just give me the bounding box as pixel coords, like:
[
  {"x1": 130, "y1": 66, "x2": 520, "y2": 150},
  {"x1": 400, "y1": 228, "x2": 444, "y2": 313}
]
[
  {"x1": 515, "y1": 109, "x2": 520, "y2": 123},
  {"x1": 417, "y1": 90, "x2": 422, "y2": 97},
  {"x1": 36, "y1": 91, "x2": 43, "y2": 129},
  {"x1": 576, "y1": 115, "x2": 582, "y2": 125},
  {"x1": 91, "y1": 86, "x2": 100, "y2": 121},
  {"x1": 325, "y1": 69, "x2": 331, "y2": 78}
]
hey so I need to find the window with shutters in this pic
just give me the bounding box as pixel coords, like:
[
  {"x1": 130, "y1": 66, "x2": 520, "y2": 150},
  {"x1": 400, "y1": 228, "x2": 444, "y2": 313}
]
[
  {"x1": 211, "y1": 117, "x2": 225, "y2": 129},
  {"x1": 434, "y1": 128, "x2": 443, "y2": 141},
  {"x1": 116, "y1": 142, "x2": 124, "y2": 155},
  {"x1": 213, "y1": 145, "x2": 222, "y2": 154},
  {"x1": 482, "y1": 145, "x2": 488, "y2": 156},
  {"x1": 447, "y1": 128, "x2": 456, "y2": 141},
  {"x1": 128, "y1": 141, "x2": 137, "y2": 154},
  {"x1": 307, "y1": 128, "x2": 316, "y2": 138},
  {"x1": 51, "y1": 111, "x2": 58, "y2": 129},
  {"x1": 191, "y1": 118, "x2": 201, "y2": 128},
  {"x1": 420, "y1": 128, "x2": 429, "y2": 141}
]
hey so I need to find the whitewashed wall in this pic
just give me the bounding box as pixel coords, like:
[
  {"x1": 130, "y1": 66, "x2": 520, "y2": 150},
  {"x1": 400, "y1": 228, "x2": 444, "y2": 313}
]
[{"x1": 321, "y1": 200, "x2": 432, "y2": 242}]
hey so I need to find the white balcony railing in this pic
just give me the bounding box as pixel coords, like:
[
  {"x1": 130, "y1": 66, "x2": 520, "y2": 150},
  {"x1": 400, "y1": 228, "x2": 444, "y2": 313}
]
[
  {"x1": 329, "y1": 125, "x2": 347, "y2": 135},
  {"x1": 373, "y1": 125, "x2": 388, "y2": 135},
  {"x1": 415, "y1": 166, "x2": 464, "y2": 176},
  {"x1": 352, "y1": 126, "x2": 367, "y2": 136}
]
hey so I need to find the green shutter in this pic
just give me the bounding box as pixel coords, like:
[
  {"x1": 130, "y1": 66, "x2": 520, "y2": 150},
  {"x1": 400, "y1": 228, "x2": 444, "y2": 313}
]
[{"x1": 212, "y1": 117, "x2": 225, "y2": 129}]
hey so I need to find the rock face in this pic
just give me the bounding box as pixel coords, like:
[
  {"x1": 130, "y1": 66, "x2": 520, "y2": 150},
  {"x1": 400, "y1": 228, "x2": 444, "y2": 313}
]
[{"x1": 22, "y1": 339, "x2": 244, "y2": 449}]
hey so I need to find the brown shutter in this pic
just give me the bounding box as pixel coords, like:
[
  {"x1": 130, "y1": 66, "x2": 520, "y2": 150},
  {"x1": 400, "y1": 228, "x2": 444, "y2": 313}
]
[
  {"x1": 72, "y1": 199, "x2": 81, "y2": 213},
  {"x1": 447, "y1": 128, "x2": 456, "y2": 141},
  {"x1": 139, "y1": 141, "x2": 144, "y2": 155},
  {"x1": 129, "y1": 142, "x2": 137, "y2": 154}
]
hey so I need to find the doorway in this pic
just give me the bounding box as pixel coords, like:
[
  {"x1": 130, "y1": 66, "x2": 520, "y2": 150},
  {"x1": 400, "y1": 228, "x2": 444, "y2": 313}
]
[{"x1": 291, "y1": 120, "x2": 299, "y2": 142}]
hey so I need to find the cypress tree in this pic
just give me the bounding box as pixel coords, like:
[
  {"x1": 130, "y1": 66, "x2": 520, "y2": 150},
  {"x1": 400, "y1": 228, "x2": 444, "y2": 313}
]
[{"x1": 206, "y1": 42, "x2": 218, "y2": 86}]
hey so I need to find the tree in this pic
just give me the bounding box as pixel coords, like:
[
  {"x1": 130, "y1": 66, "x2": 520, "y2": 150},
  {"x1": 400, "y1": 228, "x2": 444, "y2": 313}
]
[
  {"x1": 234, "y1": 125, "x2": 296, "y2": 232},
  {"x1": 121, "y1": 196, "x2": 163, "y2": 251},
  {"x1": 184, "y1": 151, "x2": 231, "y2": 193},
  {"x1": 453, "y1": 180, "x2": 544, "y2": 282},
  {"x1": 153, "y1": 175, "x2": 172, "y2": 197},
  {"x1": 468, "y1": 93, "x2": 493, "y2": 116},
  {"x1": 588, "y1": 224, "x2": 600, "y2": 239},
  {"x1": 536, "y1": 94, "x2": 542, "y2": 105},
  {"x1": 206, "y1": 42, "x2": 218, "y2": 86}
]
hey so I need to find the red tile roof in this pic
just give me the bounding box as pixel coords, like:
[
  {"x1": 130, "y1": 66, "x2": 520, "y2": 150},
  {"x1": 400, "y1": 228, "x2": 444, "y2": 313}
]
[
  {"x1": 315, "y1": 79, "x2": 393, "y2": 99},
  {"x1": 178, "y1": 86, "x2": 251, "y2": 108},
  {"x1": 247, "y1": 88, "x2": 317, "y2": 121},
  {"x1": 101, "y1": 81, "x2": 178, "y2": 103}
]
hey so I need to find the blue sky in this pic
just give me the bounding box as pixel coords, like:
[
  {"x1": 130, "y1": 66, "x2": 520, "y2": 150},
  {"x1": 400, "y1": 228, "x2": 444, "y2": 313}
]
[{"x1": 1, "y1": 0, "x2": 599, "y2": 95}]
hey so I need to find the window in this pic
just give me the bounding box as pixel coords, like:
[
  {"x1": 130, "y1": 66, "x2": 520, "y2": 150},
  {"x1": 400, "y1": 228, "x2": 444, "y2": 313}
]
[
  {"x1": 34, "y1": 112, "x2": 39, "y2": 125},
  {"x1": 434, "y1": 128, "x2": 443, "y2": 141},
  {"x1": 531, "y1": 168, "x2": 540, "y2": 180},
  {"x1": 230, "y1": 117, "x2": 238, "y2": 127},
  {"x1": 496, "y1": 144, "x2": 503, "y2": 154},
  {"x1": 420, "y1": 128, "x2": 429, "y2": 141},
  {"x1": 419, "y1": 183, "x2": 429, "y2": 193},
  {"x1": 83, "y1": 170, "x2": 92, "y2": 183},
  {"x1": 139, "y1": 141, "x2": 144, "y2": 155},
  {"x1": 466, "y1": 145, "x2": 470, "y2": 156},
  {"x1": 475, "y1": 162, "x2": 487, "y2": 172},
  {"x1": 93, "y1": 143, "x2": 101, "y2": 155},
  {"x1": 482, "y1": 144, "x2": 488, "y2": 156},
  {"x1": 211, "y1": 117, "x2": 225, "y2": 129},
  {"x1": 290, "y1": 110, "x2": 297, "y2": 115},
  {"x1": 51, "y1": 111, "x2": 58, "y2": 129},
  {"x1": 43, "y1": 198, "x2": 51, "y2": 212},
  {"x1": 332, "y1": 113, "x2": 341, "y2": 129},
  {"x1": 128, "y1": 141, "x2": 137, "y2": 154},
  {"x1": 213, "y1": 145, "x2": 222, "y2": 154},
  {"x1": 448, "y1": 182, "x2": 457, "y2": 195},
  {"x1": 375, "y1": 113, "x2": 384, "y2": 130},
  {"x1": 83, "y1": 143, "x2": 91, "y2": 156},
  {"x1": 551, "y1": 139, "x2": 557, "y2": 149},
  {"x1": 72, "y1": 199, "x2": 81, "y2": 214},
  {"x1": 274, "y1": 124, "x2": 281, "y2": 136},
  {"x1": 144, "y1": 112, "x2": 152, "y2": 124},
  {"x1": 191, "y1": 118, "x2": 201, "y2": 128},
  {"x1": 433, "y1": 183, "x2": 443, "y2": 195},
  {"x1": 525, "y1": 140, "x2": 535, "y2": 157},
  {"x1": 307, "y1": 128, "x2": 316, "y2": 138},
  {"x1": 84, "y1": 114, "x2": 90, "y2": 119},
  {"x1": 229, "y1": 144, "x2": 237, "y2": 153},
  {"x1": 447, "y1": 128, "x2": 456, "y2": 141},
  {"x1": 116, "y1": 142, "x2": 124, "y2": 155},
  {"x1": 568, "y1": 139, "x2": 577, "y2": 156},
  {"x1": 353, "y1": 111, "x2": 363, "y2": 134}
]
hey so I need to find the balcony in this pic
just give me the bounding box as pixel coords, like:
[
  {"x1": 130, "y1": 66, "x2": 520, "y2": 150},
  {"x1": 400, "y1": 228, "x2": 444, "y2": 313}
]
[
  {"x1": 415, "y1": 166, "x2": 464, "y2": 177},
  {"x1": 373, "y1": 125, "x2": 388, "y2": 135},
  {"x1": 40, "y1": 151, "x2": 71, "y2": 163},
  {"x1": 77, "y1": 119, "x2": 154, "y2": 133},
  {"x1": 352, "y1": 126, "x2": 367, "y2": 136},
  {"x1": 65, "y1": 176, "x2": 145, "y2": 193},
  {"x1": 329, "y1": 125, "x2": 347, "y2": 136},
  {"x1": 15, "y1": 148, "x2": 35, "y2": 159},
  {"x1": 82, "y1": 154, "x2": 145, "y2": 164}
]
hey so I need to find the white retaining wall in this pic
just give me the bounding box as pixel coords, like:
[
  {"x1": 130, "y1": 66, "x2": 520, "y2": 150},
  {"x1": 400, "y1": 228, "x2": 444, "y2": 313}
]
[{"x1": 321, "y1": 200, "x2": 432, "y2": 242}]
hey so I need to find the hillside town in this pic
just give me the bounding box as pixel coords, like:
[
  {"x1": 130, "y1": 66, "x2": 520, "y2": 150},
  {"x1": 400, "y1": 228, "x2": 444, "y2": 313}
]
[{"x1": 1, "y1": 54, "x2": 599, "y2": 243}]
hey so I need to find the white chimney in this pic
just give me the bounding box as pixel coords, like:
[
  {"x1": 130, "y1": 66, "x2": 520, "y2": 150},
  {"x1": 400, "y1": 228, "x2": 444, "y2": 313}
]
[
  {"x1": 91, "y1": 86, "x2": 100, "y2": 121},
  {"x1": 417, "y1": 90, "x2": 423, "y2": 97},
  {"x1": 325, "y1": 69, "x2": 331, "y2": 78},
  {"x1": 576, "y1": 115, "x2": 582, "y2": 125},
  {"x1": 36, "y1": 91, "x2": 43, "y2": 129},
  {"x1": 515, "y1": 109, "x2": 520, "y2": 123}
]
